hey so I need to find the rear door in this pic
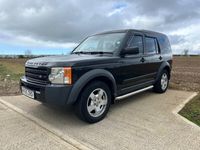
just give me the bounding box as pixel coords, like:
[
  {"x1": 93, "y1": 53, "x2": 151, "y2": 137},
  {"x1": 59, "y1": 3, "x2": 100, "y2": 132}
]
[{"x1": 142, "y1": 36, "x2": 162, "y2": 82}]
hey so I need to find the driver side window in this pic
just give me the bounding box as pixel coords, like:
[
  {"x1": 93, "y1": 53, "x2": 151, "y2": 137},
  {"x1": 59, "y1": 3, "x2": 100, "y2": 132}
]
[{"x1": 127, "y1": 35, "x2": 143, "y2": 54}]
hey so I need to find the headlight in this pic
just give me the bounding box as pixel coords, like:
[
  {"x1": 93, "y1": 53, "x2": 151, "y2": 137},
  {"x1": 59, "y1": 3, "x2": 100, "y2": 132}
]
[{"x1": 48, "y1": 67, "x2": 72, "y2": 84}]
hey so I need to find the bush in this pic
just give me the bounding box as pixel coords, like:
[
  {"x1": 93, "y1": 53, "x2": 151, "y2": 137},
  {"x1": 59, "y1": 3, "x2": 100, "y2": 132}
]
[{"x1": 18, "y1": 55, "x2": 24, "y2": 58}]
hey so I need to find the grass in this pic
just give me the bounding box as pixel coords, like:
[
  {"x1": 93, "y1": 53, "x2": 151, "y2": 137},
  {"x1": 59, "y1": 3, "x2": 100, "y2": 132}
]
[
  {"x1": 179, "y1": 93, "x2": 200, "y2": 126},
  {"x1": 0, "y1": 59, "x2": 25, "y2": 81}
]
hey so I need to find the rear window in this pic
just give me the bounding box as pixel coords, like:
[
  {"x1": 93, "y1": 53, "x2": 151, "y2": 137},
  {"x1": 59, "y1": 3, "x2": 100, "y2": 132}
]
[{"x1": 145, "y1": 37, "x2": 158, "y2": 54}]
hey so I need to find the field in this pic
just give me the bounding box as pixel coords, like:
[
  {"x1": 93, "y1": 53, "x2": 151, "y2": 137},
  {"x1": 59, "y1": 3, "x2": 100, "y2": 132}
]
[
  {"x1": 170, "y1": 56, "x2": 200, "y2": 92},
  {"x1": 0, "y1": 56, "x2": 200, "y2": 125},
  {"x1": 0, "y1": 56, "x2": 199, "y2": 96},
  {"x1": 169, "y1": 56, "x2": 200, "y2": 126}
]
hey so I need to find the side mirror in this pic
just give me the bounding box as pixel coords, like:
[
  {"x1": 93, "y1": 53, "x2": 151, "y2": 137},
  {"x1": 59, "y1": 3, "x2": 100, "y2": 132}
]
[{"x1": 121, "y1": 47, "x2": 139, "y2": 56}]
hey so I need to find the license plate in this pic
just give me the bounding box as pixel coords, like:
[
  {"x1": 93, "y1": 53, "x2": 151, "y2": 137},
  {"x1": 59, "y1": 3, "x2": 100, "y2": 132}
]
[{"x1": 21, "y1": 86, "x2": 35, "y2": 99}]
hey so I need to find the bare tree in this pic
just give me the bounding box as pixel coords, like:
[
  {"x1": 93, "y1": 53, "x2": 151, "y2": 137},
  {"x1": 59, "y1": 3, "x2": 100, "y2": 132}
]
[
  {"x1": 24, "y1": 50, "x2": 32, "y2": 57},
  {"x1": 183, "y1": 49, "x2": 189, "y2": 56}
]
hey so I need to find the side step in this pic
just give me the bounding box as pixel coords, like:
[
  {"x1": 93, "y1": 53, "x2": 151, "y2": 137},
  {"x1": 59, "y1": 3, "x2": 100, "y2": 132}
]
[{"x1": 115, "y1": 85, "x2": 154, "y2": 100}]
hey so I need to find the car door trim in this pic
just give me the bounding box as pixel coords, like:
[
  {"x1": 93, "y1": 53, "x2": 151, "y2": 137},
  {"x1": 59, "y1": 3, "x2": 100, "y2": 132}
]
[{"x1": 123, "y1": 72, "x2": 156, "y2": 84}]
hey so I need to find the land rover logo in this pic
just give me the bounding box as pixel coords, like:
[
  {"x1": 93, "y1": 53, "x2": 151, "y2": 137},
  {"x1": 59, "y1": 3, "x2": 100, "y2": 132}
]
[{"x1": 39, "y1": 75, "x2": 43, "y2": 78}]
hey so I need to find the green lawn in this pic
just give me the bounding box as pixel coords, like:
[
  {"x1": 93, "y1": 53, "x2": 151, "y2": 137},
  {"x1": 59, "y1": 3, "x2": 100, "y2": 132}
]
[{"x1": 179, "y1": 93, "x2": 200, "y2": 126}]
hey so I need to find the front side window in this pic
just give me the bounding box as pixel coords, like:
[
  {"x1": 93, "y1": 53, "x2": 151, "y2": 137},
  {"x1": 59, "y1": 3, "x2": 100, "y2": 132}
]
[
  {"x1": 127, "y1": 35, "x2": 143, "y2": 54},
  {"x1": 73, "y1": 33, "x2": 125, "y2": 53},
  {"x1": 145, "y1": 37, "x2": 158, "y2": 54}
]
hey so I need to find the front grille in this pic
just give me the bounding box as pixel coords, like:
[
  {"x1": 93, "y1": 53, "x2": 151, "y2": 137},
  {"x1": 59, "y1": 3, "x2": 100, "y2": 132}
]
[{"x1": 25, "y1": 67, "x2": 49, "y2": 85}]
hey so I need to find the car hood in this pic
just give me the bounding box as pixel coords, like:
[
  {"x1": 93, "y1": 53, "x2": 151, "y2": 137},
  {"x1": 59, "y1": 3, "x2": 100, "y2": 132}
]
[{"x1": 25, "y1": 54, "x2": 119, "y2": 68}]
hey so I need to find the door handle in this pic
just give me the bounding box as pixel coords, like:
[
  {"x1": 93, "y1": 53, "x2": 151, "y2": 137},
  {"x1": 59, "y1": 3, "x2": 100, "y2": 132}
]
[
  {"x1": 159, "y1": 56, "x2": 163, "y2": 60},
  {"x1": 140, "y1": 57, "x2": 145, "y2": 62}
]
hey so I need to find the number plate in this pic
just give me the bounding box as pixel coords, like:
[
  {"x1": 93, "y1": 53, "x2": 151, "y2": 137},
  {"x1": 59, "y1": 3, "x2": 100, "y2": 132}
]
[{"x1": 21, "y1": 86, "x2": 35, "y2": 99}]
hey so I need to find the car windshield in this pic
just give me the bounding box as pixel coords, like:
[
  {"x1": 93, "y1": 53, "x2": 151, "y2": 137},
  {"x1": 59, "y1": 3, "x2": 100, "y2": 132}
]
[{"x1": 72, "y1": 33, "x2": 125, "y2": 54}]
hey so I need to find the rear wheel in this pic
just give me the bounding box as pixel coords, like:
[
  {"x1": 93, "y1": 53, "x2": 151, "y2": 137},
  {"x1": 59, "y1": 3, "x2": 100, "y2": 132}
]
[
  {"x1": 154, "y1": 70, "x2": 169, "y2": 93},
  {"x1": 75, "y1": 81, "x2": 111, "y2": 123}
]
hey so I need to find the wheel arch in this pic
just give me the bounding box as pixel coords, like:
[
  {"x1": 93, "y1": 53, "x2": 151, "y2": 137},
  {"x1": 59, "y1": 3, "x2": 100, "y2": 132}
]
[
  {"x1": 155, "y1": 61, "x2": 171, "y2": 83},
  {"x1": 67, "y1": 69, "x2": 117, "y2": 105}
]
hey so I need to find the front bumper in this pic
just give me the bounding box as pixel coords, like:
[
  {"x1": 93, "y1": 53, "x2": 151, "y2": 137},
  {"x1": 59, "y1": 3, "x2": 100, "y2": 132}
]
[{"x1": 20, "y1": 76, "x2": 72, "y2": 106}]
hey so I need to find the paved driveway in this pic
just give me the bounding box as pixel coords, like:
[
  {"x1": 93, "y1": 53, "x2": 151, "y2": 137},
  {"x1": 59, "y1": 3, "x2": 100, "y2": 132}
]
[
  {"x1": 0, "y1": 103, "x2": 77, "y2": 150},
  {"x1": 0, "y1": 90, "x2": 200, "y2": 150}
]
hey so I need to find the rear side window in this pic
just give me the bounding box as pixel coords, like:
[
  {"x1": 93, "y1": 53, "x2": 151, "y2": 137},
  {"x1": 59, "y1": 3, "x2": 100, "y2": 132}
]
[
  {"x1": 145, "y1": 37, "x2": 158, "y2": 54},
  {"x1": 158, "y1": 36, "x2": 171, "y2": 53},
  {"x1": 127, "y1": 35, "x2": 143, "y2": 54}
]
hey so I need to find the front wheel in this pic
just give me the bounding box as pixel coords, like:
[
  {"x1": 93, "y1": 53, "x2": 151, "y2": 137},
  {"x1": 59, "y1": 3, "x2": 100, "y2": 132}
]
[
  {"x1": 153, "y1": 70, "x2": 169, "y2": 93},
  {"x1": 75, "y1": 81, "x2": 111, "y2": 123}
]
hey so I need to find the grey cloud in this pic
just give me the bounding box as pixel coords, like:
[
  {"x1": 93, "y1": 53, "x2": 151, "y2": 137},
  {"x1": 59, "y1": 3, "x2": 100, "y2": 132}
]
[
  {"x1": 0, "y1": 0, "x2": 124, "y2": 42},
  {"x1": 123, "y1": 0, "x2": 200, "y2": 32},
  {"x1": 0, "y1": 0, "x2": 200, "y2": 53},
  {"x1": 168, "y1": 35, "x2": 186, "y2": 45}
]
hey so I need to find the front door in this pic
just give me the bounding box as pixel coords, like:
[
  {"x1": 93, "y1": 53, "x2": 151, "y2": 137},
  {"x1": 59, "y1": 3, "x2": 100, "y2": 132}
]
[{"x1": 119, "y1": 33, "x2": 147, "y2": 95}]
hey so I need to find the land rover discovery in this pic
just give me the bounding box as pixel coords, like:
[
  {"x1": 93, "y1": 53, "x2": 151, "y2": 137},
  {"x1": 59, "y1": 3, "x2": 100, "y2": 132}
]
[{"x1": 20, "y1": 29, "x2": 173, "y2": 123}]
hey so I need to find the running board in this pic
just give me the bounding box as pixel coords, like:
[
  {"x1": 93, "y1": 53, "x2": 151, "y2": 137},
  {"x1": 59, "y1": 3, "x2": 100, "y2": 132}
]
[{"x1": 115, "y1": 85, "x2": 154, "y2": 100}]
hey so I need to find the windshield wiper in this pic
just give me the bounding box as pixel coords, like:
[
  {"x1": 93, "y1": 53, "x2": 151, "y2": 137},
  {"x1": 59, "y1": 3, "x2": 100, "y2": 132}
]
[
  {"x1": 73, "y1": 51, "x2": 87, "y2": 54},
  {"x1": 73, "y1": 51, "x2": 113, "y2": 55},
  {"x1": 89, "y1": 51, "x2": 113, "y2": 54}
]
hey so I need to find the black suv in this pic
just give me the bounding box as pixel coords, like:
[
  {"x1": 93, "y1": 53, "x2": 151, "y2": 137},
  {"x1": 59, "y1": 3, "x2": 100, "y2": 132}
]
[{"x1": 20, "y1": 29, "x2": 173, "y2": 123}]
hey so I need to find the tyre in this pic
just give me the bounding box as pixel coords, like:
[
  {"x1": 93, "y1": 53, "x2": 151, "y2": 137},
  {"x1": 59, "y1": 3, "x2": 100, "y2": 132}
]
[
  {"x1": 75, "y1": 81, "x2": 111, "y2": 123},
  {"x1": 153, "y1": 70, "x2": 169, "y2": 93}
]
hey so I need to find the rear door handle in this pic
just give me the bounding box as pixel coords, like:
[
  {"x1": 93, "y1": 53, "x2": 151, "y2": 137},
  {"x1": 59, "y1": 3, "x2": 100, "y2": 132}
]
[
  {"x1": 140, "y1": 57, "x2": 145, "y2": 63},
  {"x1": 159, "y1": 56, "x2": 163, "y2": 60}
]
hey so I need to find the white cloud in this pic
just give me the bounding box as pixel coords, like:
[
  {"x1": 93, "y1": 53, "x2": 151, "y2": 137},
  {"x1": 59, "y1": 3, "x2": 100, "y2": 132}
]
[
  {"x1": 16, "y1": 35, "x2": 77, "y2": 48},
  {"x1": 124, "y1": 16, "x2": 165, "y2": 29},
  {"x1": 169, "y1": 23, "x2": 200, "y2": 54},
  {"x1": 107, "y1": 6, "x2": 125, "y2": 17},
  {"x1": 0, "y1": 11, "x2": 7, "y2": 21},
  {"x1": 0, "y1": 31, "x2": 77, "y2": 49}
]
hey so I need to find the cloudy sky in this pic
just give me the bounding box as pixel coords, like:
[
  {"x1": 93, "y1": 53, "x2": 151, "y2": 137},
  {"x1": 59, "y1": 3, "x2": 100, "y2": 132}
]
[{"x1": 0, "y1": 0, "x2": 200, "y2": 55}]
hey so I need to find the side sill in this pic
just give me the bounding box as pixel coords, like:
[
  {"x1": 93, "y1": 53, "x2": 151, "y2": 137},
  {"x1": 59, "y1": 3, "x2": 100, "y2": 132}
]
[{"x1": 115, "y1": 85, "x2": 154, "y2": 100}]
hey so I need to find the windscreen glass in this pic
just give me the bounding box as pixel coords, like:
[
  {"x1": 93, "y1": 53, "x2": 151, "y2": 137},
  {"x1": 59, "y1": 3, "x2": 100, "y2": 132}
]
[{"x1": 73, "y1": 33, "x2": 125, "y2": 53}]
